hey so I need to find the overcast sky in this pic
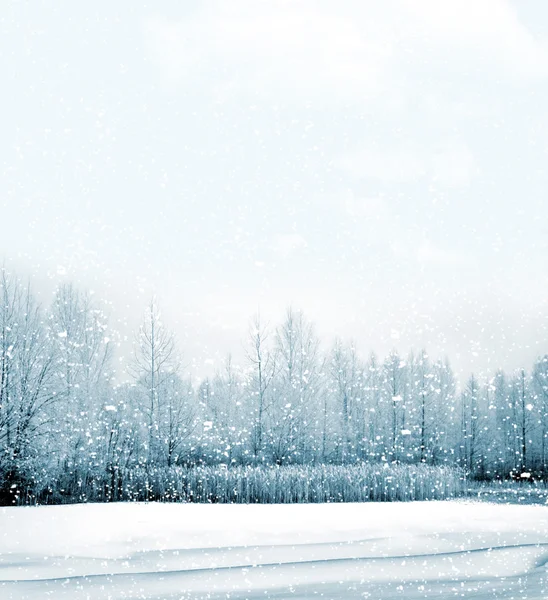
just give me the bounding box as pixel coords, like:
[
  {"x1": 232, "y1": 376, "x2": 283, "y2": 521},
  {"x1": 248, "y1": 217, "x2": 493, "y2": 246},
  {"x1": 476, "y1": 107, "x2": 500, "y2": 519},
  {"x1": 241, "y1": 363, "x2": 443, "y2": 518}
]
[{"x1": 1, "y1": 0, "x2": 547, "y2": 381}]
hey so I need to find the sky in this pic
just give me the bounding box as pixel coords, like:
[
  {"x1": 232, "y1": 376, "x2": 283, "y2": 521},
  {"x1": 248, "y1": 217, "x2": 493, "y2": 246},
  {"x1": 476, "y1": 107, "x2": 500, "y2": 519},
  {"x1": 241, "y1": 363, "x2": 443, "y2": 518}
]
[{"x1": 1, "y1": 0, "x2": 547, "y2": 382}]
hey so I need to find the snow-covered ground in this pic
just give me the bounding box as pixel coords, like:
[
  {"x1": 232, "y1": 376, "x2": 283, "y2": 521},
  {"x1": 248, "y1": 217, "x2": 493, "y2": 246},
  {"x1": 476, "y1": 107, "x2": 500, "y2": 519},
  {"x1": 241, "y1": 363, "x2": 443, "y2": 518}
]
[{"x1": 1, "y1": 500, "x2": 548, "y2": 599}]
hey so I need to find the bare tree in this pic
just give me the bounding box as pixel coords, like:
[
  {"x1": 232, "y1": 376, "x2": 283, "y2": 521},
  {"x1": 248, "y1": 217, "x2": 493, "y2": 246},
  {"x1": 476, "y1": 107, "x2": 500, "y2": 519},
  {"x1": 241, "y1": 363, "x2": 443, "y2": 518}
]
[
  {"x1": 330, "y1": 340, "x2": 362, "y2": 463},
  {"x1": 512, "y1": 369, "x2": 533, "y2": 472},
  {"x1": 533, "y1": 356, "x2": 548, "y2": 473},
  {"x1": 130, "y1": 299, "x2": 178, "y2": 465},
  {"x1": 162, "y1": 375, "x2": 196, "y2": 467},
  {"x1": 364, "y1": 353, "x2": 383, "y2": 461},
  {"x1": 207, "y1": 354, "x2": 247, "y2": 464},
  {"x1": 0, "y1": 269, "x2": 57, "y2": 500},
  {"x1": 460, "y1": 374, "x2": 483, "y2": 473},
  {"x1": 101, "y1": 384, "x2": 140, "y2": 501},
  {"x1": 410, "y1": 349, "x2": 437, "y2": 463},
  {"x1": 382, "y1": 351, "x2": 406, "y2": 464},
  {"x1": 271, "y1": 307, "x2": 322, "y2": 464},
  {"x1": 51, "y1": 283, "x2": 113, "y2": 468},
  {"x1": 245, "y1": 313, "x2": 276, "y2": 460},
  {"x1": 430, "y1": 357, "x2": 457, "y2": 465}
]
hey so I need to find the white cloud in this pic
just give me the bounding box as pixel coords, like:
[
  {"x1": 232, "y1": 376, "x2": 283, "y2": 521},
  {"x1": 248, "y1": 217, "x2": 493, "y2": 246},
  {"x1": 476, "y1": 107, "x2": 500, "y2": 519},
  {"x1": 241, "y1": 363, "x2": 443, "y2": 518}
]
[
  {"x1": 143, "y1": 0, "x2": 548, "y2": 106},
  {"x1": 272, "y1": 233, "x2": 307, "y2": 258},
  {"x1": 143, "y1": 2, "x2": 391, "y2": 104},
  {"x1": 345, "y1": 192, "x2": 388, "y2": 218},
  {"x1": 399, "y1": 0, "x2": 548, "y2": 79},
  {"x1": 431, "y1": 140, "x2": 476, "y2": 188},
  {"x1": 416, "y1": 239, "x2": 467, "y2": 267},
  {"x1": 335, "y1": 138, "x2": 475, "y2": 187},
  {"x1": 335, "y1": 144, "x2": 428, "y2": 184}
]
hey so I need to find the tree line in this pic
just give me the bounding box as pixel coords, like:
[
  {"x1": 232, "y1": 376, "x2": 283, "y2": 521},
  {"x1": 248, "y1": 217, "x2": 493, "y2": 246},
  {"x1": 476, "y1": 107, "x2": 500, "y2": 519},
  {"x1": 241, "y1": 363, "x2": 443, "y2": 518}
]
[{"x1": 0, "y1": 266, "x2": 547, "y2": 503}]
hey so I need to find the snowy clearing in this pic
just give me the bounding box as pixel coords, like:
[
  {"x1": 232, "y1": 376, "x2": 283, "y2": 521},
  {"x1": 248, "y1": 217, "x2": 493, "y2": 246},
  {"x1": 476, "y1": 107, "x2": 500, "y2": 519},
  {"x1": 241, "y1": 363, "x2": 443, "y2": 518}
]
[{"x1": 2, "y1": 501, "x2": 548, "y2": 599}]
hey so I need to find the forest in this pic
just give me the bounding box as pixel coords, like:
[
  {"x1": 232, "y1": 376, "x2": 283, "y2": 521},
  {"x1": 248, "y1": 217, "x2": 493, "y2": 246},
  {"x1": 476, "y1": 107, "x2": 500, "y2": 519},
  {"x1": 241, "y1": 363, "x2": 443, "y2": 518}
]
[{"x1": 0, "y1": 265, "x2": 547, "y2": 505}]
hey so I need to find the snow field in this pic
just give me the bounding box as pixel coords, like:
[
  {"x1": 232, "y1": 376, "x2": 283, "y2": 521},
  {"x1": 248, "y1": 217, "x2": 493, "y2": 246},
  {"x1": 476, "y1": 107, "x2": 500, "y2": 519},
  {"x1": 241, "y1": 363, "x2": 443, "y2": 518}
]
[{"x1": 1, "y1": 501, "x2": 548, "y2": 599}]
